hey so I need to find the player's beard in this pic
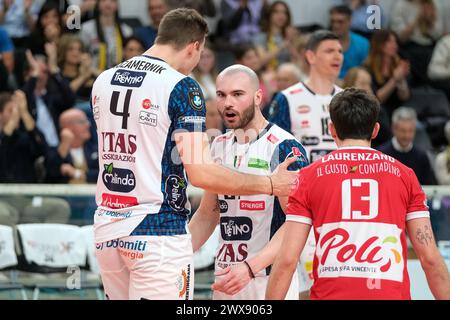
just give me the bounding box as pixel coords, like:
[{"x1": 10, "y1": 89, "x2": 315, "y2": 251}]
[{"x1": 223, "y1": 102, "x2": 256, "y2": 130}]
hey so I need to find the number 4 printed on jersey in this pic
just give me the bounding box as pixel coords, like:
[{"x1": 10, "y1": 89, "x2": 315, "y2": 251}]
[
  {"x1": 342, "y1": 179, "x2": 378, "y2": 220},
  {"x1": 110, "y1": 90, "x2": 132, "y2": 129}
]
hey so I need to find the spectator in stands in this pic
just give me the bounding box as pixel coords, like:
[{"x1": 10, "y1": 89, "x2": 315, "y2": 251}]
[
  {"x1": 58, "y1": 34, "x2": 97, "y2": 102},
  {"x1": 391, "y1": 0, "x2": 444, "y2": 46},
  {"x1": 235, "y1": 43, "x2": 275, "y2": 109},
  {"x1": 365, "y1": 30, "x2": 410, "y2": 119},
  {"x1": 79, "y1": 0, "x2": 132, "y2": 72},
  {"x1": 220, "y1": 0, "x2": 265, "y2": 46},
  {"x1": 428, "y1": 34, "x2": 450, "y2": 101},
  {"x1": 342, "y1": 66, "x2": 391, "y2": 147},
  {"x1": 166, "y1": 0, "x2": 216, "y2": 17},
  {"x1": 0, "y1": 0, "x2": 41, "y2": 48},
  {"x1": 274, "y1": 62, "x2": 302, "y2": 92},
  {"x1": 22, "y1": 50, "x2": 76, "y2": 147},
  {"x1": 46, "y1": 108, "x2": 98, "y2": 184},
  {"x1": 329, "y1": 5, "x2": 369, "y2": 79},
  {"x1": 253, "y1": 1, "x2": 297, "y2": 71},
  {"x1": 390, "y1": 0, "x2": 445, "y2": 85},
  {"x1": 434, "y1": 120, "x2": 450, "y2": 185},
  {"x1": 134, "y1": 0, "x2": 168, "y2": 49},
  {"x1": 289, "y1": 34, "x2": 310, "y2": 82},
  {"x1": 378, "y1": 107, "x2": 437, "y2": 185},
  {"x1": 122, "y1": 36, "x2": 145, "y2": 61},
  {"x1": 0, "y1": 90, "x2": 70, "y2": 225},
  {"x1": 29, "y1": 2, "x2": 64, "y2": 56},
  {"x1": 0, "y1": 25, "x2": 13, "y2": 74},
  {"x1": 0, "y1": 90, "x2": 45, "y2": 183}
]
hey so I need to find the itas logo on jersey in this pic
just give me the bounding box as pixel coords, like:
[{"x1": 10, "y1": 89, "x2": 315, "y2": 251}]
[
  {"x1": 165, "y1": 175, "x2": 187, "y2": 211},
  {"x1": 220, "y1": 217, "x2": 252, "y2": 241},
  {"x1": 101, "y1": 193, "x2": 138, "y2": 209},
  {"x1": 101, "y1": 132, "x2": 137, "y2": 163},
  {"x1": 216, "y1": 243, "x2": 248, "y2": 265},
  {"x1": 102, "y1": 163, "x2": 136, "y2": 193},
  {"x1": 239, "y1": 200, "x2": 266, "y2": 211},
  {"x1": 188, "y1": 90, "x2": 204, "y2": 111},
  {"x1": 139, "y1": 111, "x2": 157, "y2": 127},
  {"x1": 316, "y1": 222, "x2": 403, "y2": 282},
  {"x1": 111, "y1": 69, "x2": 146, "y2": 87}
]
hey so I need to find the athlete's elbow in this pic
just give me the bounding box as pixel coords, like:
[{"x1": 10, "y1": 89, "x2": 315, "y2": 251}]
[
  {"x1": 188, "y1": 173, "x2": 207, "y2": 189},
  {"x1": 276, "y1": 254, "x2": 298, "y2": 272}
]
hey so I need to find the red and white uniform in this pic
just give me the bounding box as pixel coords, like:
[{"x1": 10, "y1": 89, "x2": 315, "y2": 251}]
[{"x1": 286, "y1": 147, "x2": 429, "y2": 300}]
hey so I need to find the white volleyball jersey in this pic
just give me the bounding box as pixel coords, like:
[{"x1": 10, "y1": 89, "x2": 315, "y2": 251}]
[
  {"x1": 92, "y1": 55, "x2": 206, "y2": 243},
  {"x1": 268, "y1": 82, "x2": 342, "y2": 163},
  {"x1": 211, "y1": 123, "x2": 308, "y2": 276}
]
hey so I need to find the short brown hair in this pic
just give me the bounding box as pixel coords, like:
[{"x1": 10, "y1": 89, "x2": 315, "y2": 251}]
[
  {"x1": 329, "y1": 88, "x2": 380, "y2": 141},
  {"x1": 155, "y1": 8, "x2": 208, "y2": 50}
]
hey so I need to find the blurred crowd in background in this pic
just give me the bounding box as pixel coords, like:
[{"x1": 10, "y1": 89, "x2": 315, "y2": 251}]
[{"x1": 0, "y1": 0, "x2": 450, "y2": 232}]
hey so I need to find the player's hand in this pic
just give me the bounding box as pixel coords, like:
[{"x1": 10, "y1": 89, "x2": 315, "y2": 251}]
[
  {"x1": 211, "y1": 264, "x2": 252, "y2": 296},
  {"x1": 270, "y1": 157, "x2": 299, "y2": 197}
]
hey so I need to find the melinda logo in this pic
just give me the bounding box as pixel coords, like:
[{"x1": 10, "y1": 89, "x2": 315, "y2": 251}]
[
  {"x1": 101, "y1": 193, "x2": 138, "y2": 209},
  {"x1": 102, "y1": 163, "x2": 136, "y2": 193},
  {"x1": 239, "y1": 200, "x2": 265, "y2": 211},
  {"x1": 111, "y1": 69, "x2": 146, "y2": 87}
]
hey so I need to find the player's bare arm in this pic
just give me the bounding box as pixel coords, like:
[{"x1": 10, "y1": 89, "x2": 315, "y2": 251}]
[
  {"x1": 266, "y1": 221, "x2": 310, "y2": 300},
  {"x1": 175, "y1": 131, "x2": 298, "y2": 196},
  {"x1": 211, "y1": 196, "x2": 290, "y2": 295},
  {"x1": 188, "y1": 191, "x2": 220, "y2": 252},
  {"x1": 407, "y1": 218, "x2": 450, "y2": 299}
]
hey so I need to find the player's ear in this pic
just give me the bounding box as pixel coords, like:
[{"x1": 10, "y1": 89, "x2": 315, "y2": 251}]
[
  {"x1": 371, "y1": 122, "x2": 380, "y2": 140},
  {"x1": 254, "y1": 89, "x2": 263, "y2": 107},
  {"x1": 329, "y1": 121, "x2": 338, "y2": 139},
  {"x1": 305, "y1": 49, "x2": 314, "y2": 65}
]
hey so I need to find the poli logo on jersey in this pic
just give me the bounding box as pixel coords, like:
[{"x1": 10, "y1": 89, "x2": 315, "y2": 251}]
[{"x1": 188, "y1": 90, "x2": 204, "y2": 111}]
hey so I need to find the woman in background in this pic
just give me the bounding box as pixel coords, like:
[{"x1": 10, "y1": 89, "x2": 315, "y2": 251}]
[
  {"x1": 365, "y1": 30, "x2": 410, "y2": 119},
  {"x1": 79, "y1": 0, "x2": 132, "y2": 72}
]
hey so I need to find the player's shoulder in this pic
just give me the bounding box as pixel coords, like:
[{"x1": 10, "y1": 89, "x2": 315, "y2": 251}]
[
  {"x1": 211, "y1": 130, "x2": 234, "y2": 147},
  {"x1": 269, "y1": 123, "x2": 301, "y2": 145},
  {"x1": 268, "y1": 124, "x2": 308, "y2": 161}
]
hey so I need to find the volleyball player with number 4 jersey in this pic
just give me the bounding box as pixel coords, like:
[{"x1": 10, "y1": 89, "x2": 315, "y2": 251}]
[
  {"x1": 92, "y1": 9, "x2": 298, "y2": 300},
  {"x1": 266, "y1": 88, "x2": 450, "y2": 300}
]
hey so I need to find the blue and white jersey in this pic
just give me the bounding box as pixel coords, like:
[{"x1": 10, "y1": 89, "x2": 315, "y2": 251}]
[
  {"x1": 268, "y1": 82, "x2": 342, "y2": 163},
  {"x1": 92, "y1": 55, "x2": 206, "y2": 243},
  {"x1": 211, "y1": 123, "x2": 309, "y2": 276}
]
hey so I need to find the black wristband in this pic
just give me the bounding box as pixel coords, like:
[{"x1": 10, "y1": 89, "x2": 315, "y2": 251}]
[{"x1": 244, "y1": 260, "x2": 255, "y2": 279}]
